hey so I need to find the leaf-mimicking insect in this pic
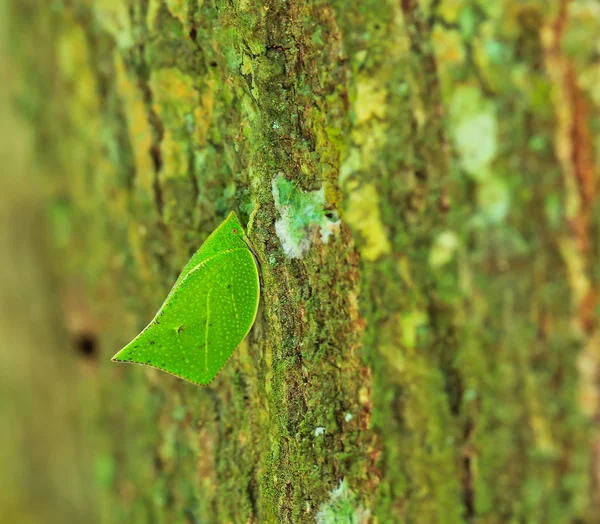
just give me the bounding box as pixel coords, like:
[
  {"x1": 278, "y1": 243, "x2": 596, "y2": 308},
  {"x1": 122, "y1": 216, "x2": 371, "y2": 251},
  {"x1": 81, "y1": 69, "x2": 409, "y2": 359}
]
[{"x1": 111, "y1": 211, "x2": 260, "y2": 386}]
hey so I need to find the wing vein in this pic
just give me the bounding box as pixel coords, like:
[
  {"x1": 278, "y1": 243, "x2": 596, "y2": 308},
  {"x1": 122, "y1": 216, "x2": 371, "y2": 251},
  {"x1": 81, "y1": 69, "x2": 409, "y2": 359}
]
[{"x1": 230, "y1": 274, "x2": 239, "y2": 325}]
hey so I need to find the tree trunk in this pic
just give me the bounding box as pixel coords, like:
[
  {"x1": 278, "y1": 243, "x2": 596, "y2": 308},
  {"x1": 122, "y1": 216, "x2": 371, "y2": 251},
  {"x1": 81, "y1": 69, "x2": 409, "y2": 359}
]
[{"x1": 4, "y1": 0, "x2": 599, "y2": 522}]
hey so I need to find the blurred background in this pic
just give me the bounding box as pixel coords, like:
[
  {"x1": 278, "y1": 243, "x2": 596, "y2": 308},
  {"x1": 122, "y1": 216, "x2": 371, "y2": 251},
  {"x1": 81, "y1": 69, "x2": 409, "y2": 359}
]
[
  {"x1": 2, "y1": 0, "x2": 600, "y2": 523},
  {"x1": 1, "y1": 5, "x2": 103, "y2": 522}
]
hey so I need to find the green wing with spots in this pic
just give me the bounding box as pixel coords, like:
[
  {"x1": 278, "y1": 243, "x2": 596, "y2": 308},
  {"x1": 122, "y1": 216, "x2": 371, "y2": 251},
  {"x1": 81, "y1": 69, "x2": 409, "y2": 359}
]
[{"x1": 112, "y1": 212, "x2": 260, "y2": 386}]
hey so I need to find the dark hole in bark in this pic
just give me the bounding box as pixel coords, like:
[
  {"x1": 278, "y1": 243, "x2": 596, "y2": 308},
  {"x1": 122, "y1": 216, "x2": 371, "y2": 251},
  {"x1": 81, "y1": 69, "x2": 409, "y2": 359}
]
[{"x1": 74, "y1": 333, "x2": 98, "y2": 359}]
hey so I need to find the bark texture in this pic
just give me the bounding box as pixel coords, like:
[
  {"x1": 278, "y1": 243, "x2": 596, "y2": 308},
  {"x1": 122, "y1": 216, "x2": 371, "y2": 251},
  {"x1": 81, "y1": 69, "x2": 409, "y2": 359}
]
[{"x1": 4, "y1": 0, "x2": 600, "y2": 522}]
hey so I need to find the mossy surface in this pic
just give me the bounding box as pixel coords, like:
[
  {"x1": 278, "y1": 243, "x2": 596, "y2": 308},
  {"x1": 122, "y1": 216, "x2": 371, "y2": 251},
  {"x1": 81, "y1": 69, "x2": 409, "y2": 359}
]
[{"x1": 6, "y1": 0, "x2": 600, "y2": 522}]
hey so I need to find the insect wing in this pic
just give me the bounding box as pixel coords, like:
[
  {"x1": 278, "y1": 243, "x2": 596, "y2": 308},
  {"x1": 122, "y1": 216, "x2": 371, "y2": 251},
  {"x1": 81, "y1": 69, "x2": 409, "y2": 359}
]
[{"x1": 113, "y1": 247, "x2": 260, "y2": 385}]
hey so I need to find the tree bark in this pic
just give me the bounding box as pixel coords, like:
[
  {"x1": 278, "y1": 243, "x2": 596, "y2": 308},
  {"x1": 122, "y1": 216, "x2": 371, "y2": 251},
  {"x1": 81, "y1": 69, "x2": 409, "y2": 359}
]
[{"x1": 5, "y1": 0, "x2": 600, "y2": 522}]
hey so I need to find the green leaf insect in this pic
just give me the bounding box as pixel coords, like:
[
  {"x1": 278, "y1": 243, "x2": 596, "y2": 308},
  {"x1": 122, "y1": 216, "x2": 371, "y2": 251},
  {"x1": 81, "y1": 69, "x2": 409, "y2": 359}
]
[{"x1": 112, "y1": 211, "x2": 260, "y2": 386}]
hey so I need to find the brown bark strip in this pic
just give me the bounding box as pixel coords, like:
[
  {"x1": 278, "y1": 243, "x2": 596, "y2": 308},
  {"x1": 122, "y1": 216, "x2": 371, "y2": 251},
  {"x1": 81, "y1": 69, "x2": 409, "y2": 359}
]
[
  {"x1": 545, "y1": 0, "x2": 599, "y2": 506},
  {"x1": 551, "y1": 0, "x2": 597, "y2": 264},
  {"x1": 567, "y1": 67, "x2": 596, "y2": 221},
  {"x1": 545, "y1": 0, "x2": 597, "y2": 345},
  {"x1": 565, "y1": 67, "x2": 597, "y2": 332}
]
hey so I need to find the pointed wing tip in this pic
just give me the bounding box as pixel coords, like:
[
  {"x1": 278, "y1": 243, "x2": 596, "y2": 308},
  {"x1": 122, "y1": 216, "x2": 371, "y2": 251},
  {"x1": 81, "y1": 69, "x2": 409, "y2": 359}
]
[
  {"x1": 111, "y1": 349, "x2": 130, "y2": 363},
  {"x1": 112, "y1": 356, "x2": 135, "y2": 364}
]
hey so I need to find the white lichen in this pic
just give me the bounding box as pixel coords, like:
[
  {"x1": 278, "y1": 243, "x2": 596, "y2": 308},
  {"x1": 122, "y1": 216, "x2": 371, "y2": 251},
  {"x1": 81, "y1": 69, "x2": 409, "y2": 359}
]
[
  {"x1": 316, "y1": 479, "x2": 370, "y2": 524},
  {"x1": 272, "y1": 173, "x2": 340, "y2": 259}
]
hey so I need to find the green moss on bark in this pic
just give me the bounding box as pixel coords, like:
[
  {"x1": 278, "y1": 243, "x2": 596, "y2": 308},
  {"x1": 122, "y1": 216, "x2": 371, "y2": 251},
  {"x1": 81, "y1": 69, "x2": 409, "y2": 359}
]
[{"x1": 6, "y1": 0, "x2": 599, "y2": 522}]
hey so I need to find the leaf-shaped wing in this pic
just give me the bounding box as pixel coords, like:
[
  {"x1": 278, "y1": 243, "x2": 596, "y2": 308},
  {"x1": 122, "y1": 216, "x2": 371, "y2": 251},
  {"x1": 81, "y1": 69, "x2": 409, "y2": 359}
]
[{"x1": 112, "y1": 247, "x2": 260, "y2": 385}]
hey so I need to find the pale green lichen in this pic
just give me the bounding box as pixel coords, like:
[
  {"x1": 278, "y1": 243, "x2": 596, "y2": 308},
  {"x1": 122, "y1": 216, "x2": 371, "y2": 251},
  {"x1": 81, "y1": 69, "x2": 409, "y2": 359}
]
[
  {"x1": 453, "y1": 112, "x2": 497, "y2": 178},
  {"x1": 477, "y1": 176, "x2": 510, "y2": 224},
  {"x1": 449, "y1": 85, "x2": 498, "y2": 178},
  {"x1": 272, "y1": 174, "x2": 340, "y2": 259},
  {"x1": 449, "y1": 85, "x2": 512, "y2": 224},
  {"x1": 316, "y1": 479, "x2": 370, "y2": 524},
  {"x1": 344, "y1": 182, "x2": 391, "y2": 261},
  {"x1": 429, "y1": 231, "x2": 460, "y2": 268}
]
